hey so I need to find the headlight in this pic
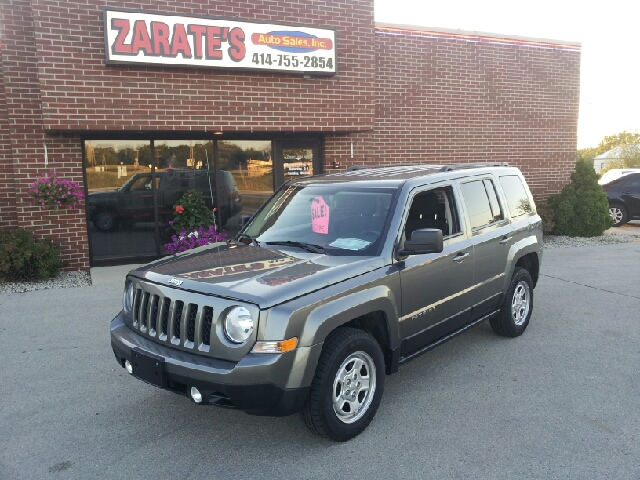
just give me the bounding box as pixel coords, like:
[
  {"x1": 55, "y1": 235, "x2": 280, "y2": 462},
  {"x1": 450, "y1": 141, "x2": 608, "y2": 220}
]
[
  {"x1": 223, "y1": 306, "x2": 254, "y2": 344},
  {"x1": 123, "y1": 281, "x2": 134, "y2": 313}
]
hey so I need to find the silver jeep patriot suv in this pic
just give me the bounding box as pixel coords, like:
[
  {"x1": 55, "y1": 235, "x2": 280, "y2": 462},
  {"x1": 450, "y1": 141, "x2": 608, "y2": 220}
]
[{"x1": 110, "y1": 163, "x2": 543, "y2": 441}]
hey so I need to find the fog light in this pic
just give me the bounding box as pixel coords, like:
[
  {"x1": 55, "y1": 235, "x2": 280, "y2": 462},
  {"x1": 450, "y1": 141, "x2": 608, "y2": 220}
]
[
  {"x1": 190, "y1": 387, "x2": 202, "y2": 404},
  {"x1": 124, "y1": 360, "x2": 133, "y2": 374}
]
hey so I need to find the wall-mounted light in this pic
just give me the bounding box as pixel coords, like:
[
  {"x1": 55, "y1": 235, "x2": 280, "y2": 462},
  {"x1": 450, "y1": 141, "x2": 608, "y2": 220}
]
[{"x1": 214, "y1": 131, "x2": 223, "y2": 135}]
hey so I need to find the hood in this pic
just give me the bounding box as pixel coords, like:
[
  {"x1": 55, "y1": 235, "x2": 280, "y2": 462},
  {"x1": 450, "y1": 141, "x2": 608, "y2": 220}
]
[{"x1": 130, "y1": 243, "x2": 385, "y2": 308}]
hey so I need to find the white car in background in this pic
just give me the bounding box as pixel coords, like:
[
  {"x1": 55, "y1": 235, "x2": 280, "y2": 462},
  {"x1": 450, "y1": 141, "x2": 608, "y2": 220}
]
[{"x1": 599, "y1": 168, "x2": 640, "y2": 185}]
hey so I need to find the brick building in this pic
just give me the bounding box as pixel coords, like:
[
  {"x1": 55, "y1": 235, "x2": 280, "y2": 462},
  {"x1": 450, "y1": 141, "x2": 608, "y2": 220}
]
[{"x1": 0, "y1": 1, "x2": 580, "y2": 269}]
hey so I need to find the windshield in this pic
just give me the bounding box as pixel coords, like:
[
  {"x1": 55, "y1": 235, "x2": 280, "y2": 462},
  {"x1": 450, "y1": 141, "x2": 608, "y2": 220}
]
[{"x1": 242, "y1": 184, "x2": 398, "y2": 256}]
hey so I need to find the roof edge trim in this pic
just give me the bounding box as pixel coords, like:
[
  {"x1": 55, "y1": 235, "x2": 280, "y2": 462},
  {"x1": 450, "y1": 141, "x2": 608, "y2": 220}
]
[{"x1": 375, "y1": 23, "x2": 581, "y2": 50}]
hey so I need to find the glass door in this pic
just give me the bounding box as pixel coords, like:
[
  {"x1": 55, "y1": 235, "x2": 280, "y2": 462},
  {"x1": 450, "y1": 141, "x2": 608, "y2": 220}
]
[{"x1": 273, "y1": 139, "x2": 321, "y2": 187}]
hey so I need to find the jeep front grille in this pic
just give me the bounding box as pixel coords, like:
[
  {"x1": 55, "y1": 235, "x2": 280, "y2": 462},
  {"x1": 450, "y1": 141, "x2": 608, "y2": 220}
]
[
  {"x1": 130, "y1": 285, "x2": 225, "y2": 351},
  {"x1": 127, "y1": 279, "x2": 258, "y2": 361}
]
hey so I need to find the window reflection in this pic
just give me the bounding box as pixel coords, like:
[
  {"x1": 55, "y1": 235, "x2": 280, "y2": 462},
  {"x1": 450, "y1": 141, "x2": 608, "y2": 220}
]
[
  {"x1": 85, "y1": 140, "x2": 157, "y2": 261},
  {"x1": 84, "y1": 139, "x2": 279, "y2": 263},
  {"x1": 218, "y1": 140, "x2": 274, "y2": 238}
]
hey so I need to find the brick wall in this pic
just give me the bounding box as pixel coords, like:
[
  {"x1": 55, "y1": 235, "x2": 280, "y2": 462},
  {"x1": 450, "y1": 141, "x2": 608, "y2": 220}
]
[
  {"x1": 366, "y1": 28, "x2": 580, "y2": 201},
  {"x1": 0, "y1": 52, "x2": 19, "y2": 230},
  {"x1": 0, "y1": 0, "x2": 89, "y2": 270},
  {"x1": 31, "y1": 0, "x2": 376, "y2": 133}
]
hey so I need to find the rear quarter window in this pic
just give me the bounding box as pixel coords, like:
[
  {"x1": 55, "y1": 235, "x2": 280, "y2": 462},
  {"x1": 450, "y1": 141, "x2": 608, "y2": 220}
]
[{"x1": 499, "y1": 175, "x2": 532, "y2": 218}]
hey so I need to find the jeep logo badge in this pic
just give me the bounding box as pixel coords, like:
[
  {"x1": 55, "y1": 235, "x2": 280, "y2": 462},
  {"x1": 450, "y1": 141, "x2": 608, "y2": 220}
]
[{"x1": 168, "y1": 277, "x2": 183, "y2": 286}]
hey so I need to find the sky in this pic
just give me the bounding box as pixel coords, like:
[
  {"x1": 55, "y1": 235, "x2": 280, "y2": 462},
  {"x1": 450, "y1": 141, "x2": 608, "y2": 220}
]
[{"x1": 374, "y1": 0, "x2": 640, "y2": 149}]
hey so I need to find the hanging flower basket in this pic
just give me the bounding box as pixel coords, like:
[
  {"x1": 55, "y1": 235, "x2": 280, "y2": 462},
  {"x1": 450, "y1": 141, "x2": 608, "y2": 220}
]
[{"x1": 26, "y1": 171, "x2": 84, "y2": 210}]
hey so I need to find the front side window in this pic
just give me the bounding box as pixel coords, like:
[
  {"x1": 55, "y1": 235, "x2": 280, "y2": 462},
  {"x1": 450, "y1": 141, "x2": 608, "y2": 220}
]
[
  {"x1": 243, "y1": 184, "x2": 398, "y2": 256},
  {"x1": 404, "y1": 186, "x2": 460, "y2": 240}
]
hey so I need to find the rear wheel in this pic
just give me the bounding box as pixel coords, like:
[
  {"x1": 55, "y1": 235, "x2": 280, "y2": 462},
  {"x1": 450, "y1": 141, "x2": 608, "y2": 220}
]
[
  {"x1": 94, "y1": 211, "x2": 118, "y2": 231},
  {"x1": 490, "y1": 267, "x2": 533, "y2": 337},
  {"x1": 609, "y1": 204, "x2": 628, "y2": 227},
  {"x1": 302, "y1": 327, "x2": 385, "y2": 441}
]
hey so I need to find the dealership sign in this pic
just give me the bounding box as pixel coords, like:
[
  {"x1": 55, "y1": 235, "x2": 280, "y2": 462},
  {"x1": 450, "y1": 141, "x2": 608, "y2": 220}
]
[{"x1": 103, "y1": 8, "x2": 336, "y2": 75}]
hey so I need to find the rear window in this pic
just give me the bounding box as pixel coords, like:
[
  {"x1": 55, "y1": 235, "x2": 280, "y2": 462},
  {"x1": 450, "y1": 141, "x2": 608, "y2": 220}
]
[
  {"x1": 499, "y1": 175, "x2": 532, "y2": 218},
  {"x1": 460, "y1": 180, "x2": 494, "y2": 229},
  {"x1": 622, "y1": 174, "x2": 640, "y2": 187}
]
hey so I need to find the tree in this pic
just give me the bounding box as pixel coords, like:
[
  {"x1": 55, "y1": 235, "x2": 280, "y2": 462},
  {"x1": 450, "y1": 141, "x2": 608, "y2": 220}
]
[
  {"x1": 547, "y1": 160, "x2": 612, "y2": 237},
  {"x1": 577, "y1": 147, "x2": 597, "y2": 162},
  {"x1": 595, "y1": 131, "x2": 640, "y2": 155}
]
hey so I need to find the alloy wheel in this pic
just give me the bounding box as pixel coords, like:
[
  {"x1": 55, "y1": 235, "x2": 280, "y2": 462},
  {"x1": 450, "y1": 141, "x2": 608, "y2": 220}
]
[
  {"x1": 332, "y1": 351, "x2": 376, "y2": 424},
  {"x1": 511, "y1": 281, "x2": 530, "y2": 326}
]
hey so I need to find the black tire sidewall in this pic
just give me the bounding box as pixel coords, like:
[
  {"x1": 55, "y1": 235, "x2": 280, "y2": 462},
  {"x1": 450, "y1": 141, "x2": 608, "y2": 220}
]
[
  {"x1": 317, "y1": 332, "x2": 385, "y2": 441},
  {"x1": 501, "y1": 268, "x2": 534, "y2": 336}
]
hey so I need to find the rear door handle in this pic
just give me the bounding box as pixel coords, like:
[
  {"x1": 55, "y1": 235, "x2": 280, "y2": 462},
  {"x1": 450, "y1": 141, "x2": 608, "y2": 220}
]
[
  {"x1": 453, "y1": 252, "x2": 470, "y2": 263},
  {"x1": 499, "y1": 235, "x2": 513, "y2": 244}
]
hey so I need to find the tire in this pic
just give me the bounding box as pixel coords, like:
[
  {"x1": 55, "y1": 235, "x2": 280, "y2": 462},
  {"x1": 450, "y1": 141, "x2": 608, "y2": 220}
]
[
  {"x1": 94, "y1": 211, "x2": 118, "y2": 231},
  {"x1": 490, "y1": 267, "x2": 533, "y2": 337},
  {"x1": 609, "y1": 204, "x2": 628, "y2": 227},
  {"x1": 302, "y1": 327, "x2": 385, "y2": 441}
]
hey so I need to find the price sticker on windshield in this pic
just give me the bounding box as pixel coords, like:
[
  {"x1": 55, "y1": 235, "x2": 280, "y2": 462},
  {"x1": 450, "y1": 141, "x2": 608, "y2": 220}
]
[{"x1": 312, "y1": 196, "x2": 330, "y2": 234}]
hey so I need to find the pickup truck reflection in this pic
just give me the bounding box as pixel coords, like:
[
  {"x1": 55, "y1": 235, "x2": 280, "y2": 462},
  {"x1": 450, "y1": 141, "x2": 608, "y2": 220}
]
[{"x1": 87, "y1": 170, "x2": 241, "y2": 231}]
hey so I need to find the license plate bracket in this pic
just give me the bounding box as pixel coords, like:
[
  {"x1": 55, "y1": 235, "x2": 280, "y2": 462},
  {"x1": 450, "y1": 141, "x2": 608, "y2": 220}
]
[{"x1": 131, "y1": 348, "x2": 166, "y2": 388}]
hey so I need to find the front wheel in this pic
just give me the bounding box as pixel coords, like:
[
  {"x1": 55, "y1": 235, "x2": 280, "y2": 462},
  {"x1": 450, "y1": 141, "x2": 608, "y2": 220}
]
[
  {"x1": 490, "y1": 267, "x2": 533, "y2": 337},
  {"x1": 609, "y1": 204, "x2": 628, "y2": 227},
  {"x1": 302, "y1": 327, "x2": 385, "y2": 441}
]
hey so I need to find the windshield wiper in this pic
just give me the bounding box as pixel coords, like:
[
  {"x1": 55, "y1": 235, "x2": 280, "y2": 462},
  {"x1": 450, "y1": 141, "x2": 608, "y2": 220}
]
[
  {"x1": 236, "y1": 233, "x2": 260, "y2": 247},
  {"x1": 266, "y1": 241, "x2": 324, "y2": 253}
]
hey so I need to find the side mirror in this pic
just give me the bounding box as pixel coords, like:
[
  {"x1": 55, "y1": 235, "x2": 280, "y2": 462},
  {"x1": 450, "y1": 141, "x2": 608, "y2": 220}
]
[
  {"x1": 399, "y1": 228, "x2": 443, "y2": 256},
  {"x1": 240, "y1": 215, "x2": 252, "y2": 227}
]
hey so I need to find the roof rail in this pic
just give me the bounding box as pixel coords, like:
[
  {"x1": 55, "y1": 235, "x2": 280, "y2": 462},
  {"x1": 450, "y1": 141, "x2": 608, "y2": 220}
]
[
  {"x1": 439, "y1": 162, "x2": 509, "y2": 172},
  {"x1": 346, "y1": 163, "x2": 425, "y2": 171}
]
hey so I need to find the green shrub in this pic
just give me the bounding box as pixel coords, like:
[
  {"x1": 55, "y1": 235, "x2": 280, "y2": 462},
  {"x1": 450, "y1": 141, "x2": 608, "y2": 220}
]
[
  {"x1": 547, "y1": 160, "x2": 613, "y2": 237},
  {"x1": 0, "y1": 229, "x2": 63, "y2": 281},
  {"x1": 536, "y1": 202, "x2": 555, "y2": 234},
  {"x1": 170, "y1": 189, "x2": 216, "y2": 232}
]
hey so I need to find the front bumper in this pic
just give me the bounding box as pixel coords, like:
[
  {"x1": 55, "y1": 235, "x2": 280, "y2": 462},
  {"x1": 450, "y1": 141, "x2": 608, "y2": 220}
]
[{"x1": 110, "y1": 314, "x2": 319, "y2": 416}]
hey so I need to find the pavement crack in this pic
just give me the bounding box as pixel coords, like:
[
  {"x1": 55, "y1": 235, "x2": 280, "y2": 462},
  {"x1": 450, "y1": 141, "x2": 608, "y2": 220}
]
[{"x1": 541, "y1": 274, "x2": 640, "y2": 300}]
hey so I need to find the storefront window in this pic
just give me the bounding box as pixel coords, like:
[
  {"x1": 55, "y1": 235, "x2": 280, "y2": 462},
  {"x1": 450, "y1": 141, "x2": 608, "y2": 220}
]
[
  {"x1": 85, "y1": 140, "x2": 157, "y2": 262},
  {"x1": 83, "y1": 138, "x2": 316, "y2": 265},
  {"x1": 218, "y1": 140, "x2": 274, "y2": 238},
  {"x1": 154, "y1": 140, "x2": 216, "y2": 252}
]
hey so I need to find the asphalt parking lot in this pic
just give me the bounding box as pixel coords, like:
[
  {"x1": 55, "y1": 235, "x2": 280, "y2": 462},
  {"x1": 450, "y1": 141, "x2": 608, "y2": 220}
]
[{"x1": 1, "y1": 241, "x2": 639, "y2": 479}]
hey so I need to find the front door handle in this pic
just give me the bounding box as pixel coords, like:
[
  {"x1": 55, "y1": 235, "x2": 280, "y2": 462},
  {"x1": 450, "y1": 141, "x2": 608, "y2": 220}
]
[
  {"x1": 453, "y1": 252, "x2": 470, "y2": 263},
  {"x1": 499, "y1": 235, "x2": 513, "y2": 244}
]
